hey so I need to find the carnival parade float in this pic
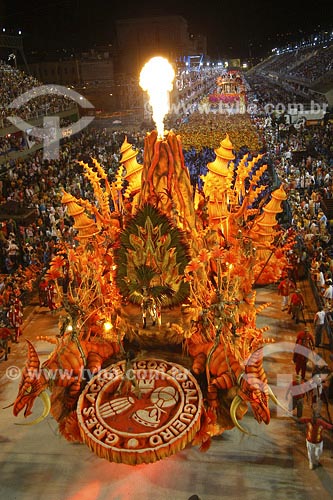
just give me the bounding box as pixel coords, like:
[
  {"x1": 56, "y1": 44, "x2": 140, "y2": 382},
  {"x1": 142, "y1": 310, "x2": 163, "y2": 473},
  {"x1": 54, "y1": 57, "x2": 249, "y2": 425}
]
[
  {"x1": 10, "y1": 57, "x2": 294, "y2": 465},
  {"x1": 206, "y1": 70, "x2": 247, "y2": 113}
]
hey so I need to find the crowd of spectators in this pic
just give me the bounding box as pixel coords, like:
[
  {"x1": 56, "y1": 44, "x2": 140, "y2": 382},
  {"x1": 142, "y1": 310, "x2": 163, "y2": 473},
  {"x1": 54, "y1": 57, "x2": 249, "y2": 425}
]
[
  {"x1": 0, "y1": 60, "x2": 84, "y2": 166},
  {"x1": 247, "y1": 68, "x2": 333, "y2": 349},
  {"x1": 288, "y1": 45, "x2": 333, "y2": 82},
  {"x1": 254, "y1": 42, "x2": 333, "y2": 84},
  {"x1": 0, "y1": 61, "x2": 76, "y2": 128},
  {"x1": 0, "y1": 133, "x2": 27, "y2": 157},
  {"x1": 0, "y1": 124, "x2": 147, "y2": 326}
]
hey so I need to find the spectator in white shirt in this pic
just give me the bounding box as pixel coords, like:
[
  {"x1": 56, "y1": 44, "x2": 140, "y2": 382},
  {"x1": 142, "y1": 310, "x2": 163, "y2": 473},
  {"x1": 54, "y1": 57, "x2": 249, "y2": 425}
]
[
  {"x1": 313, "y1": 308, "x2": 326, "y2": 347},
  {"x1": 323, "y1": 280, "x2": 333, "y2": 309}
]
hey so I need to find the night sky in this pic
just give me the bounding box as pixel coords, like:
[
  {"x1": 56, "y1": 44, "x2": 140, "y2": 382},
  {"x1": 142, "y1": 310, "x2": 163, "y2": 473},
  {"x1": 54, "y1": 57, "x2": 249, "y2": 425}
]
[{"x1": 2, "y1": 0, "x2": 333, "y2": 59}]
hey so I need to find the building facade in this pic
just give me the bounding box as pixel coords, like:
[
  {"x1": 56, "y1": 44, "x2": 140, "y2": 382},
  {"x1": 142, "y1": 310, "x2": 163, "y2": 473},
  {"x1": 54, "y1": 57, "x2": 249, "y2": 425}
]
[{"x1": 25, "y1": 16, "x2": 207, "y2": 116}]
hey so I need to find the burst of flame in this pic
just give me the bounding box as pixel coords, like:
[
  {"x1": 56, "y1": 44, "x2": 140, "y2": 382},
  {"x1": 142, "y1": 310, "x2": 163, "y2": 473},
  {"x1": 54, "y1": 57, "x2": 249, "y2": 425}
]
[{"x1": 139, "y1": 56, "x2": 175, "y2": 139}]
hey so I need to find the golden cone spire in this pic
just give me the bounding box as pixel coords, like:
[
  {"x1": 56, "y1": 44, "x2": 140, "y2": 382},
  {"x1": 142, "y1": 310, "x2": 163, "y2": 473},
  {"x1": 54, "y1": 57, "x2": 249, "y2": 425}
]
[
  {"x1": 202, "y1": 134, "x2": 235, "y2": 230},
  {"x1": 61, "y1": 192, "x2": 85, "y2": 217},
  {"x1": 215, "y1": 133, "x2": 236, "y2": 162},
  {"x1": 249, "y1": 185, "x2": 287, "y2": 259},
  {"x1": 61, "y1": 190, "x2": 99, "y2": 242},
  {"x1": 120, "y1": 136, "x2": 139, "y2": 164},
  {"x1": 120, "y1": 136, "x2": 143, "y2": 201}
]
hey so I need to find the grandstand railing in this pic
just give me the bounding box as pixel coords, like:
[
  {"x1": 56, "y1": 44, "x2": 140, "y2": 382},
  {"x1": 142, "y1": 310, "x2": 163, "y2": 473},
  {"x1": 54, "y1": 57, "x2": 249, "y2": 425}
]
[
  {"x1": 0, "y1": 105, "x2": 79, "y2": 166},
  {"x1": 0, "y1": 104, "x2": 79, "y2": 134},
  {"x1": 308, "y1": 269, "x2": 333, "y2": 350}
]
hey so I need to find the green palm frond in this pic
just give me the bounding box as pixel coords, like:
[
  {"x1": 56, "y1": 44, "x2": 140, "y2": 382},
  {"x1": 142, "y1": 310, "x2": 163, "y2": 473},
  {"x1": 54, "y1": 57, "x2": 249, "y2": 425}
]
[{"x1": 114, "y1": 203, "x2": 191, "y2": 306}]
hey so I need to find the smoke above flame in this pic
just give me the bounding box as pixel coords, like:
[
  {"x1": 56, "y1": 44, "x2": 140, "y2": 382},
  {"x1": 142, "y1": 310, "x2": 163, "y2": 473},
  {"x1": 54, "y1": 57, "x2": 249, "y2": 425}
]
[{"x1": 139, "y1": 56, "x2": 175, "y2": 139}]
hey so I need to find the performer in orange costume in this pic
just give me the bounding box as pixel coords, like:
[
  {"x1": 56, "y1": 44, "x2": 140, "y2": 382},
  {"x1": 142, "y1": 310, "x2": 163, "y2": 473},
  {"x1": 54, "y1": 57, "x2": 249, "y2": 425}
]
[
  {"x1": 299, "y1": 408, "x2": 333, "y2": 469},
  {"x1": 292, "y1": 326, "x2": 315, "y2": 380},
  {"x1": 278, "y1": 275, "x2": 296, "y2": 311},
  {"x1": 45, "y1": 281, "x2": 57, "y2": 311},
  {"x1": 7, "y1": 296, "x2": 23, "y2": 342},
  {"x1": 289, "y1": 289, "x2": 305, "y2": 323}
]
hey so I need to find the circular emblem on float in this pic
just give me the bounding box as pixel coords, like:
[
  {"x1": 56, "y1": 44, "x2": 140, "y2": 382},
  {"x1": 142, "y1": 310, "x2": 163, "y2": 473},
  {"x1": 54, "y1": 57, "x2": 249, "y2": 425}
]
[{"x1": 77, "y1": 358, "x2": 203, "y2": 465}]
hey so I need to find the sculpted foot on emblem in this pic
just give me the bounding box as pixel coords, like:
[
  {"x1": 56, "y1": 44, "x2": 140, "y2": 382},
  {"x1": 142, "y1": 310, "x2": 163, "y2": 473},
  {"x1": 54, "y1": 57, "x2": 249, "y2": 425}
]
[{"x1": 132, "y1": 404, "x2": 167, "y2": 428}]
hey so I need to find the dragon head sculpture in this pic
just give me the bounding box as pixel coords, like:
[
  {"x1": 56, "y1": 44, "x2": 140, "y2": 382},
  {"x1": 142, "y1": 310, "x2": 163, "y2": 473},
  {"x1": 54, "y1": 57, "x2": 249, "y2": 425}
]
[
  {"x1": 13, "y1": 339, "x2": 51, "y2": 425},
  {"x1": 230, "y1": 347, "x2": 286, "y2": 434}
]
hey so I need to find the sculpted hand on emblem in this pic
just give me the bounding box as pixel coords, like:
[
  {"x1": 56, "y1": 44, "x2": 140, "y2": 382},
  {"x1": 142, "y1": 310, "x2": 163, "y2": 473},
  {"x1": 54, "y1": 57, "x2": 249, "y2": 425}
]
[{"x1": 99, "y1": 396, "x2": 135, "y2": 418}]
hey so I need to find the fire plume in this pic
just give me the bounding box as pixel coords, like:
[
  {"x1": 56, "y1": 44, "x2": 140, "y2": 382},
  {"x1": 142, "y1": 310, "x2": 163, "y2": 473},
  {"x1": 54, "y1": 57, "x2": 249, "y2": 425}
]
[{"x1": 139, "y1": 56, "x2": 175, "y2": 138}]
